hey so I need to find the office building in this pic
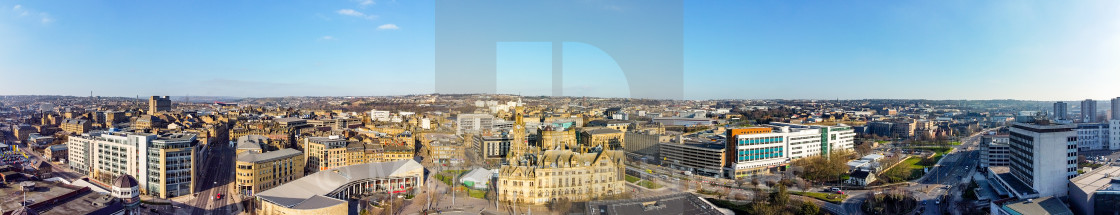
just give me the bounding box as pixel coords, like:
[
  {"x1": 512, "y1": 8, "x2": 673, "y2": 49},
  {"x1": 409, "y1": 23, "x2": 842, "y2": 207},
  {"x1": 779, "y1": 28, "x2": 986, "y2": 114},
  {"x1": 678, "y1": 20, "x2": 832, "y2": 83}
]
[
  {"x1": 994, "y1": 122, "x2": 1077, "y2": 198},
  {"x1": 1113, "y1": 97, "x2": 1120, "y2": 120},
  {"x1": 1068, "y1": 166, "x2": 1120, "y2": 215},
  {"x1": 67, "y1": 131, "x2": 197, "y2": 198},
  {"x1": 370, "y1": 109, "x2": 391, "y2": 122},
  {"x1": 660, "y1": 141, "x2": 725, "y2": 177},
  {"x1": 1084, "y1": 99, "x2": 1098, "y2": 123},
  {"x1": 235, "y1": 148, "x2": 305, "y2": 196},
  {"x1": 473, "y1": 134, "x2": 511, "y2": 164},
  {"x1": 866, "y1": 121, "x2": 893, "y2": 137},
  {"x1": 1076, "y1": 123, "x2": 1110, "y2": 151},
  {"x1": 303, "y1": 136, "x2": 349, "y2": 173},
  {"x1": 1054, "y1": 102, "x2": 1069, "y2": 121},
  {"x1": 456, "y1": 114, "x2": 497, "y2": 135},
  {"x1": 61, "y1": 118, "x2": 92, "y2": 134},
  {"x1": 980, "y1": 135, "x2": 1011, "y2": 168},
  {"x1": 149, "y1": 96, "x2": 171, "y2": 113},
  {"x1": 721, "y1": 123, "x2": 856, "y2": 179},
  {"x1": 1112, "y1": 120, "x2": 1120, "y2": 150},
  {"x1": 724, "y1": 129, "x2": 788, "y2": 179},
  {"x1": 303, "y1": 135, "x2": 413, "y2": 174},
  {"x1": 426, "y1": 139, "x2": 466, "y2": 164},
  {"x1": 622, "y1": 131, "x2": 661, "y2": 158}
]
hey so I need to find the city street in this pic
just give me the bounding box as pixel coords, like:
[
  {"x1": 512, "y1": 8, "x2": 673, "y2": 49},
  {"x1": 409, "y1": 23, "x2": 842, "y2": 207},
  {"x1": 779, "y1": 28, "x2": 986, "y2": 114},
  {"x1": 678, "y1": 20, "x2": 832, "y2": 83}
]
[
  {"x1": 186, "y1": 139, "x2": 237, "y2": 215},
  {"x1": 908, "y1": 129, "x2": 989, "y2": 215}
]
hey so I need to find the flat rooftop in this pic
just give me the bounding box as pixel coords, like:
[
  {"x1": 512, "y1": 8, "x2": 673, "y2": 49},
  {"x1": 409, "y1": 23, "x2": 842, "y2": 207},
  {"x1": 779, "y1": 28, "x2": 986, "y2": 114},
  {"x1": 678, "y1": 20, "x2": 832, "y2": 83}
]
[
  {"x1": 0, "y1": 181, "x2": 118, "y2": 215},
  {"x1": 585, "y1": 192, "x2": 725, "y2": 215},
  {"x1": 1000, "y1": 196, "x2": 1073, "y2": 215},
  {"x1": 1070, "y1": 165, "x2": 1120, "y2": 193},
  {"x1": 990, "y1": 166, "x2": 1039, "y2": 197}
]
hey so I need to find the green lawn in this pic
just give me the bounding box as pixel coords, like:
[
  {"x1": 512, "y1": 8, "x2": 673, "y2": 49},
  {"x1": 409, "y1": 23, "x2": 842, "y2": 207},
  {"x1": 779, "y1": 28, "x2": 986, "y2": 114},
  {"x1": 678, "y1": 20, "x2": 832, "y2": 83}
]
[
  {"x1": 928, "y1": 147, "x2": 953, "y2": 154},
  {"x1": 434, "y1": 170, "x2": 470, "y2": 186},
  {"x1": 625, "y1": 175, "x2": 640, "y2": 183},
  {"x1": 467, "y1": 189, "x2": 487, "y2": 199},
  {"x1": 791, "y1": 191, "x2": 847, "y2": 204},
  {"x1": 638, "y1": 180, "x2": 662, "y2": 189},
  {"x1": 903, "y1": 157, "x2": 926, "y2": 169}
]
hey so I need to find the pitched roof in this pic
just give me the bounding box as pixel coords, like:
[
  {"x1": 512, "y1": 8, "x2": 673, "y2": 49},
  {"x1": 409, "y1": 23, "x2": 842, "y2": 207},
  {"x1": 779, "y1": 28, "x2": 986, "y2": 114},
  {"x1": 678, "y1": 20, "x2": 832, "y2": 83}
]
[
  {"x1": 236, "y1": 135, "x2": 267, "y2": 151},
  {"x1": 236, "y1": 148, "x2": 302, "y2": 163}
]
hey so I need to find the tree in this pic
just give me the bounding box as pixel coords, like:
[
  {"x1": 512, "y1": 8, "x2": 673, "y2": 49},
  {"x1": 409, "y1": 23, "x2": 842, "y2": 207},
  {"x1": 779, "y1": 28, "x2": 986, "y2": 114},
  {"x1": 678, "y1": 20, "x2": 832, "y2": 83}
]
[
  {"x1": 791, "y1": 150, "x2": 854, "y2": 182},
  {"x1": 770, "y1": 184, "x2": 790, "y2": 207},
  {"x1": 798, "y1": 201, "x2": 821, "y2": 215},
  {"x1": 794, "y1": 178, "x2": 810, "y2": 191},
  {"x1": 855, "y1": 143, "x2": 873, "y2": 157}
]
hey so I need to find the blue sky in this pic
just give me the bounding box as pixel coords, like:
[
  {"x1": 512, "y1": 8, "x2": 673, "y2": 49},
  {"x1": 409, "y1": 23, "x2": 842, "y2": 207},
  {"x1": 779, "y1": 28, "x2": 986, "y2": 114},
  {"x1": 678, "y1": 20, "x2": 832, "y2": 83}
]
[{"x1": 1, "y1": 0, "x2": 1118, "y2": 100}]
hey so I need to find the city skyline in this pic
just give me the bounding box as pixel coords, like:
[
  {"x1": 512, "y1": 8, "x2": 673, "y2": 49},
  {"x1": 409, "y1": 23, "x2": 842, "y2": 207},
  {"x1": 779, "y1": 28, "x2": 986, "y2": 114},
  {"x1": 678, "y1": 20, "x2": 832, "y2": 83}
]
[{"x1": 2, "y1": 1, "x2": 1119, "y2": 100}]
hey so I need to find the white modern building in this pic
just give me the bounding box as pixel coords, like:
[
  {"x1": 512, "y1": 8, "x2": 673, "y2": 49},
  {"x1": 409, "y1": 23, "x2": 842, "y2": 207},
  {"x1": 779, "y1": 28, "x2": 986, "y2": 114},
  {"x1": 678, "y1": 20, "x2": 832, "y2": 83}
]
[
  {"x1": 1001, "y1": 121, "x2": 1077, "y2": 198},
  {"x1": 770, "y1": 122, "x2": 856, "y2": 154},
  {"x1": 724, "y1": 131, "x2": 789, "y2": 179},
  {"x1": 1076, "y1": 123, "x2": 1110, "y2": 151},
  {"x1": 456, "y1": 113, "x2": 497, "y2": 134},
  {"x1": 980, "y1": 134, "x2": 1010, "y2": 168},
  {"x1": 721, "y1": 122, "x2": 856, "y2": 179},
  {"x1": 67, "y1": 131, "x2": 198, "y2": 198},
  {"x1": 370, "y1": 109, "x2": 391, "y2": 122},
  {"x1": 1112, "y1": 119, "x2": 1120, "y2": 150},
  {"x1": 784, "y1": 127, "x2": 823, "y2": 160}
]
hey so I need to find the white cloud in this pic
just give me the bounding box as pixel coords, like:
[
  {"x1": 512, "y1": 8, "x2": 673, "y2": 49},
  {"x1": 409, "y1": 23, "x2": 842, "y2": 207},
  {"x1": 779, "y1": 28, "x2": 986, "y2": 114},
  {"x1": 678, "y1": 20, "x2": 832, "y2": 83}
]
[
  {"x1": 359, "y1": 0, "x2": 375, "y2": 7},
  {"x1": 377, "y1": 24, "x2": 399, "y2": 30},
  {"x1": 337, "y1": 9, "x2": 364, "y2": 17},
  {"x1": 320, "y1": 36, "x2": 335, "y2": 40},
  {"x1": 336, "y1": 9, "x2": 376, "y2": 19},
  {"x1": 11, "y1": 5, "x2": 51, "y2": 23}
]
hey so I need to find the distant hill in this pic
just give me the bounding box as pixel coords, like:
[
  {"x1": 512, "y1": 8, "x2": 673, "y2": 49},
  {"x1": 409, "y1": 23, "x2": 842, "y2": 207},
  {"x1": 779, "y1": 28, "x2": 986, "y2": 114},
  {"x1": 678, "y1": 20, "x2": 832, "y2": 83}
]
[{"x1": 167, "y1": 96, "x2": 242, "y2": 103}]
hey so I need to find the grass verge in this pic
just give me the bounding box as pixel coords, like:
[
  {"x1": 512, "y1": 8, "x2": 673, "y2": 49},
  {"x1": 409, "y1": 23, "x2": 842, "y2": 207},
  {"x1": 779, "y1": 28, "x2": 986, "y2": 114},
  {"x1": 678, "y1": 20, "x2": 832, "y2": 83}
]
[{"x1": 791, "y1": 191, "x2": 847, "y2": 204}]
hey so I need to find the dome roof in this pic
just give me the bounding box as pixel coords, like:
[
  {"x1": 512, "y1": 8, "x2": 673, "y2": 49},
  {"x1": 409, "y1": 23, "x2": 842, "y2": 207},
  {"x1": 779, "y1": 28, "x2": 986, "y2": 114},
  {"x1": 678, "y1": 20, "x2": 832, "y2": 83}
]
[
  {"x1": 113, "y1": 174, "x2": 138, "y2": 189},
  {"x1": 11, "y1": 206, "x2": 39, "y2": 215}
]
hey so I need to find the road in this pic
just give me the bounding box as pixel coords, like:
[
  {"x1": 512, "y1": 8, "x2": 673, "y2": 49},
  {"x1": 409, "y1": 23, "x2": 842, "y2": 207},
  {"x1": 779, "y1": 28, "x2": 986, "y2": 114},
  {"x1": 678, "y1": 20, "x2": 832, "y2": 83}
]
[
  {"x1": 910, "y1": 129, "x2": 989, "y2": 215},
  {"x1": 839, "y1": 128, "x2": 993, "y2": 215},
  {"x1": 22, "y1": 146, "x2": 85, "y2": 181},
  {"x1": 189, "y1": 139, "x2": 236, "y2": 215}
]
